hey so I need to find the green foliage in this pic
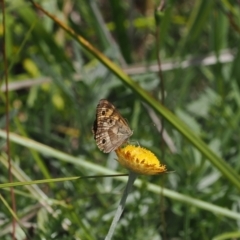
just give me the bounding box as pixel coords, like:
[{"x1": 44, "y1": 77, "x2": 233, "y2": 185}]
[{"x1": 1, "y1": 0, "x2": 240, "y2": 239}]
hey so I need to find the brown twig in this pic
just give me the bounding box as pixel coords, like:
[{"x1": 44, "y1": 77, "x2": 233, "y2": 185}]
[
  {"x1": 0, "y1": 0, "x2": 16, "y2": 239},
  {"x1": 155, "y1": 1, "x2": 167, "y2": 240},
  {"x1": 155, "y1": 0, "x2": 166, "y2": 153}
]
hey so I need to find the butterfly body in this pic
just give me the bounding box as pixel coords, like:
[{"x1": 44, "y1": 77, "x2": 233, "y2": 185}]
[{"x1": 92, "y1": 99, "x2": 133, "y2": 153}]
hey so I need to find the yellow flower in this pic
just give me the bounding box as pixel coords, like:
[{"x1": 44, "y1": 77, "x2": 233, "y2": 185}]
[{"x1": 115, "y1": 145, "x2": 167, "y2": 175}]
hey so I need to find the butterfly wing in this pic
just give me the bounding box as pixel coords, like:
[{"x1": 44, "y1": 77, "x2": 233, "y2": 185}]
[{"x1": 92, "y1": 99, "x2": 133, "y2": 153}]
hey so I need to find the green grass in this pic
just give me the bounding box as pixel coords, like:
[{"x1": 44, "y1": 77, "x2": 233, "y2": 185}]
[{"x1": 1, "y1": 0, "x2": 240, "y2": 239}]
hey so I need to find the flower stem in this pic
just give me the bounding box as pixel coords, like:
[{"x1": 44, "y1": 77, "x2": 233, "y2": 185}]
[{"x1": 105, "y1": 172, "x2": 138, "y2": 240}]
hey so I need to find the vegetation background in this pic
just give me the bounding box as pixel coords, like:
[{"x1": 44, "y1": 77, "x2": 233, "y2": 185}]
[{"x1": 1, "y1": 0, "x2": 240, "y2": 239}]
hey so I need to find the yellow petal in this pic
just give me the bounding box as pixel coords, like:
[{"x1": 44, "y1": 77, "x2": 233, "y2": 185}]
[{"x1": 116, "y1": 145, "x2": 167, "y2": 175}]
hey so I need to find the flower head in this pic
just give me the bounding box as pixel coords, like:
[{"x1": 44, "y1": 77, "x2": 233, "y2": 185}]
[{"x1": 115, "y1": 145, "x2": 167, "y2": 175}]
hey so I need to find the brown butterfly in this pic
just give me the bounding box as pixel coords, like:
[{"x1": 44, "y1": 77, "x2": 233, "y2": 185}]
[{"x1": 92, "y1": 99, "x2": 133, "y2": 153}]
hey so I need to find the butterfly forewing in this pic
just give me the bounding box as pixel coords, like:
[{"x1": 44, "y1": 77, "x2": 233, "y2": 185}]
[{"x1": 92, "y1": 99, "x2": 133, "y2": 153}]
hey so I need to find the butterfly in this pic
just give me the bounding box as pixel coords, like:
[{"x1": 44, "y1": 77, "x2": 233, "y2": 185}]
[{"x1": 92, "y1": 99, "x2": 133, "y2": 153}]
